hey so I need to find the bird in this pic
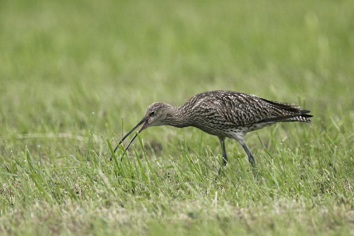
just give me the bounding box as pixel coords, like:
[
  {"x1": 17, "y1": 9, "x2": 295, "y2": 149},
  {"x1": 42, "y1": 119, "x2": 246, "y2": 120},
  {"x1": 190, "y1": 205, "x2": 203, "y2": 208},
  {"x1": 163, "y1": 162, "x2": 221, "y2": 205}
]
[{"x1": 112, "y1": 90, "x2": 312, "y2": 175}]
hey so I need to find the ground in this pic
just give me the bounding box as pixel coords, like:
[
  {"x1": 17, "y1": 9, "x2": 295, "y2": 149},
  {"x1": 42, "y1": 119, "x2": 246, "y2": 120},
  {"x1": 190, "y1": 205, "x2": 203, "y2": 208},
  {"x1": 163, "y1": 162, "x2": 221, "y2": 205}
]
[{"x1": 0, "y1": 0, "x2": 353, "y2": 235}]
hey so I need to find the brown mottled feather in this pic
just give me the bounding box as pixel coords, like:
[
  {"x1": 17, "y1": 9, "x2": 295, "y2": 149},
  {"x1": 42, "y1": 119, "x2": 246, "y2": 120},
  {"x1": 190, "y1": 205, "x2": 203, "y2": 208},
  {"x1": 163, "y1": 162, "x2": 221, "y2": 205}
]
[
  {"x1": 178, "y1": 91, "x2": 311, "y2": 136},
  {"x1": 115, "y1": 90, "x2": 312, "y2": 174}
]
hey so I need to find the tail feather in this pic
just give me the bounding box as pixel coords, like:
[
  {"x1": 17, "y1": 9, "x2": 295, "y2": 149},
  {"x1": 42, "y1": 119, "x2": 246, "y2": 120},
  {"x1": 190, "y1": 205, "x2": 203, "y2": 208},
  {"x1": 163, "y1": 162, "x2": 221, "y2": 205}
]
[
  {"x1": 257, "y1": 106, "x2": 313, "y2": 124},
  {"x1": 283, "y1": 115, "x2": 312, "y2": 123},
  {"x1": 287, "y1": 109, "x2": 313, "y2": 122},
  {"x1": 260, "y1": 98, "x2": 302, "y2": 113}
]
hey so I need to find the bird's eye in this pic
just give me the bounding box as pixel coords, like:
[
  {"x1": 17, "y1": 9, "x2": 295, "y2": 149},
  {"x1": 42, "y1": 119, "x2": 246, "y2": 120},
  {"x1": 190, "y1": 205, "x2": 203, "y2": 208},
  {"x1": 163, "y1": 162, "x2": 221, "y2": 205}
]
[{"x1": 150, "y1": 111, "x2": 155, "y2": 116}]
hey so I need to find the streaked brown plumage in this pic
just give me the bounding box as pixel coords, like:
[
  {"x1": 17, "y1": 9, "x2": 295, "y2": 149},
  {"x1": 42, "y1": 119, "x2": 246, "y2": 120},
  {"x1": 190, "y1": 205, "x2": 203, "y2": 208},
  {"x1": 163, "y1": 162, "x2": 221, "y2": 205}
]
[{"x1": 113, "y1": 90, "x2": 312, "y2": 175}]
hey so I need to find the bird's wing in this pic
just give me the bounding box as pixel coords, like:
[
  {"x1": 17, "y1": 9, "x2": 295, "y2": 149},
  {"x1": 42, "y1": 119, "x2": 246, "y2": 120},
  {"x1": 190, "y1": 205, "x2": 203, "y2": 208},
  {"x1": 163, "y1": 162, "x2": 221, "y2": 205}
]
[{"x1": 201, "y1": 91, "x2": 310, "y2": 126}]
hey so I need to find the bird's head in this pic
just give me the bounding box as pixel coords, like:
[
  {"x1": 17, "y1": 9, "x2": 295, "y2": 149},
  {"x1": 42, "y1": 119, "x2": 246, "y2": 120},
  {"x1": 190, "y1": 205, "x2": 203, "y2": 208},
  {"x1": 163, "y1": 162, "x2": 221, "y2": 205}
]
[
  {"x1": 143, "y1": 102, "x2": 173, "y2": 127},
  {"x1": 112, "y1": 102, "x2": 174, "y2": 156}
]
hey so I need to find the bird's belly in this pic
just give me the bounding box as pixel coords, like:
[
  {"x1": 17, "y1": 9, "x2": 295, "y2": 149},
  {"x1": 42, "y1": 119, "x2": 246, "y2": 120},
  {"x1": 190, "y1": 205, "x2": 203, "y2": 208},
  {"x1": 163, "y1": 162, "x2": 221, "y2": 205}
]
[
  {"x1": 243, "y1": 122, "x2": 276, "y2": 132},
  {"x1": 193, "y1": 120, "x2": 276, "y2": 139},
  {"x1": 194, "y1": 122, "x2": 244, "y2": 139},
  {"x1": 200, "y1": 126, "x2": 246, "y2": 143}
]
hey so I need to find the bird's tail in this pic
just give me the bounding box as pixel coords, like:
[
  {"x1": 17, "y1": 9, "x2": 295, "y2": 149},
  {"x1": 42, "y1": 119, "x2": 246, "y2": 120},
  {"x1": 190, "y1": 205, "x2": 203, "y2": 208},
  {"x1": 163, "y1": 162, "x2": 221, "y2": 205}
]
[
  {"x1": 282, "y1": 110, "x2": 313, "y2": 123},
  {"x1": 259, "y1": 98, "x2": 313, "y2": 123}
]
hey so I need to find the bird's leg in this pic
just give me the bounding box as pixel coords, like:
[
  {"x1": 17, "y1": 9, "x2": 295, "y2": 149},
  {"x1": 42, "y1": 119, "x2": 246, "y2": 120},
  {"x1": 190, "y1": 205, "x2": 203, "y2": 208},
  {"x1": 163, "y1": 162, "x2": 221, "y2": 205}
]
[
  {"x1": 241, "y1": 143, "x2": 256, "y2": 168},
  {"x1": 217, "y1": 138, "x2": 228, "y2": 175},
  {"x1": 239, "y1": 141, "x2": 259, "y2": 178}
]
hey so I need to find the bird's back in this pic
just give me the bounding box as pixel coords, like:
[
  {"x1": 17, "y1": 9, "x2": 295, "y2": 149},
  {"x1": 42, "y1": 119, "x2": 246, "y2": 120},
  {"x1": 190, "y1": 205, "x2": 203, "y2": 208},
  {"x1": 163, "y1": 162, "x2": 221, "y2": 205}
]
[{"x1": 180, "y1": 90, "x2": 312, "y2": 136}]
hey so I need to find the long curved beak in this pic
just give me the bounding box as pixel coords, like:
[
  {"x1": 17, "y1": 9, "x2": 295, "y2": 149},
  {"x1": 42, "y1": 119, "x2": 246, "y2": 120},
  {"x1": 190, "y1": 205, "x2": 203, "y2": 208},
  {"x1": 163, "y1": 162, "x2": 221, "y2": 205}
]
[{"x1": 111, "y1": 117, "x2": 149, "y2": 160}]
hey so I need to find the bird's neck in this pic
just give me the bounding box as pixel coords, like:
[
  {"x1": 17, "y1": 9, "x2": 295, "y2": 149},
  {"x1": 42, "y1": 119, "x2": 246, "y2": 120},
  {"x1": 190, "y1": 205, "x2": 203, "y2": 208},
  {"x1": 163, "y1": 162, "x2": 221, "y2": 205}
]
[{"x1": 164, "y1": 105, "x2": 192, "y2": 128}]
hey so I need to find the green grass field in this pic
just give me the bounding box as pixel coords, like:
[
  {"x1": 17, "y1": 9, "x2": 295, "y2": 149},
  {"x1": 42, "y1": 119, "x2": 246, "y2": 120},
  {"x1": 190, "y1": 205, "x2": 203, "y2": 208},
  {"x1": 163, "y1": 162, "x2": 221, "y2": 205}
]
[{"x1": 0, "y1": 0, "x2": 353, "y2": 235}]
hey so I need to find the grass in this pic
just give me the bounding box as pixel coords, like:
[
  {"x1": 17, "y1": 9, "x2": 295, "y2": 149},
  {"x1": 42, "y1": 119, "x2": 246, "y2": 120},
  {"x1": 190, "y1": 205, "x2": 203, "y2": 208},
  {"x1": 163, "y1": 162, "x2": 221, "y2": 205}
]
[{"x1": 0, "y1": 0, "x2": 353, "y2": 235}]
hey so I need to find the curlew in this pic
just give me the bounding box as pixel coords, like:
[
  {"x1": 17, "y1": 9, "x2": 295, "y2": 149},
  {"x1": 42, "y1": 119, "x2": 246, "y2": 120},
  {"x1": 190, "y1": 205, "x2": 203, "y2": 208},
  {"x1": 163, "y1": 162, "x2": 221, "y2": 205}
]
[{"x1": 112, "y1": 90, "x2": 312, "y2": 175}]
